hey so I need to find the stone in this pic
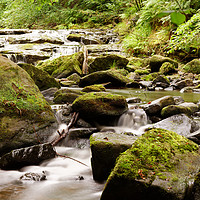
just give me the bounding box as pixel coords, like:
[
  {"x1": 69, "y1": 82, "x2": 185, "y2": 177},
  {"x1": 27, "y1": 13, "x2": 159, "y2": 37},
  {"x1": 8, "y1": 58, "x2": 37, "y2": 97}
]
[
  {"x1": 88, "y1": 54, "x2": 129, "y2": 73},
  {"x1": 126, "y1": 97, "x2": 142, "y2": 104},
  {"x1": 90, "y1": 132, "x2": 138, "y2": 181},
  {"x1": 159, "y1": 62, "x2": 176, "y2": 75},
  {"x1": 101, "y1": 128, "x2": 200, "y2": 200},
  {"x1": 0, "y1": 143, "x2": 56, "y2": 170},
  {"x1": 173, "y1": 79, "x2": 194, "y2": 90},
  {"x1": 41, "y1": 87, "x2": 58, "y2": 104},
  {"x1": 72, "y1": 92, "x2": 128, "y2": 124},
  {"x1": 20, "y1": 171, "x2": 46, "y2": 181},
  {"x1": 79, "y1": 69, "x2": 131, "y2": 88},
  {"x1": 19, "y1": 63, "x2": 61, "y2": 91},
  {"x1": 152, "y1": 75, "x2": 170, "y2": 88},
  {"x1": 82, "y1": 84, "x2": 106, "y2": 92},
  {"x1": 0, "y1": 55, "x2": 57, "y2": 155},
  {"x1": 183, "y1": 59, "x2": 200, "y2": 74},
  {"x1": 179, "y1": 102, "x2": 199, "y2": 113}
]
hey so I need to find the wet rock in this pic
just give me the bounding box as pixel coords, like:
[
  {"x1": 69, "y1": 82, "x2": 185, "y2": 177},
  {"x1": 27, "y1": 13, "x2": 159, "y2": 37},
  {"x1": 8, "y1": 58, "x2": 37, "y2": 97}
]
[
  {"x1": 139, "y1": 81, "x2": 152, "y2": 88},
  {"x1": 179, "y1": 102, "x2": 199, "y2": 113},
  {"x1": 192, "y1": 171, "x2": 200, "y2": 200},
  {"x1": 79, "y1": 69, "x2": 131, "y2": 88},
  {"x1": 36, "y1": 51, "x2": 84, "y2": 78},
  {"x1": 0, "y1": 56, "x2": 57, "y2": 156},
  {"x1": 149, "y1": 55, "x2": 178, "y2": 72},
  {"x1": 101, "y1": 128, "x2": 200, "y2": 200},
  {"x1": 82, "y1": 84, "x2": 106, "y2": 92},
  {"x1": 126, "y1": 97, "x2": 142, "y2": 104},
  {"x1": 0, "y1": 29, "x2": 31, "y2": 35},
  {"x1": 72, "y1": 92, "x2": 128, "y2": 124},
  {"x1": 41, "y1": 87, "x2": 58, "y2": 104},
  {"x1": 153, "y1": 114, "x2": 199, "y2": 137},
  {"x1": 68, "y1": 128, "x2": 97, "y2": 139},
  {"x1": 0, "y1": 143, "x2": 56, "y2": 170},
  {"x1": 90, "y1": 132, "x2": 138, "y2": 181},
  {"x1": 88, "y1": 54, "x2": 129, "y2": 73},
  {"x1": 66, "y1": 73, "x2": 81, "y2": 84},
  {"x1": 173, "y1": 79, "x2": 194, "y2": 90},
  {"x1": 20, "y1": 171, "x2": 46, "y2": 181},
  {"x1": 126, "y1": 81, "x2": 141, "y2": 88},
  {"x1": 152, "y1": 75, "x2": 170, "y2": 88},
  {"x1": 142, "y1": 96, "x2": 175, "y2": 115},
  {"x1": 173, "y1": 96, "x2": 184, "y2": 104},
  {"x1": 187, "y1": 129, "x2": 200, "y2": 145},
  {"x1": 19, "y1": 63, "x2": 61, "y2": 91},
  {"x1": 183, "y1": 59, "x2": 200, "y2": 74}
]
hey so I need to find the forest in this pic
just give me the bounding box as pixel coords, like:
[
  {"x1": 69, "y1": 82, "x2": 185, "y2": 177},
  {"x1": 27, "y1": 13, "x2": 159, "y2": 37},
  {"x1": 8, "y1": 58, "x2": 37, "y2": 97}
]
[{"x1": 0, "y1": 0, "x2": 199, "y2": 61}]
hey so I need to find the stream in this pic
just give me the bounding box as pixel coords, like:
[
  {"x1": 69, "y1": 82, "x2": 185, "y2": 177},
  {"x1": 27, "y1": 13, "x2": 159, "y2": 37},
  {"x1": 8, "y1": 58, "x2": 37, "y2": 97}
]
[{"x1": 0, "y1": 29, "x2": 200, "y2": 200}]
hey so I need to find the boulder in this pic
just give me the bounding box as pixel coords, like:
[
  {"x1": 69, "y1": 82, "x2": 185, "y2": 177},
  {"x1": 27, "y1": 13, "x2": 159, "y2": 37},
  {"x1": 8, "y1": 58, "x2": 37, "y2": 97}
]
[
  {"x1": 161, "y1": 105, "x2": 192, "y2": 118},
  {"x1": 19, "y1": 63, "x2": 60, "y2": 91},
  {"x1": 41, "y1": 87, "x2": 58, "y2": 104},
  {"x1": 159, "y1": 62, "x2": 176, "y2": 75},
  {"x1": 142, "y1": 96, "x2": 175, "y2": 115},
  {"x1": 72, "y1": 92, "x2": 128, "y2": 124},
  {"x1": 101, "y1": 128, "x2": 200, "y2": 200},
  {"x1": 66, "y1": 73, "x2": 81, "y2": 84},
  {"x1": 153, "y1": 114, "x2": 199, "y2": 137},
  {"x1": 152, "y1": 75, "x2": 170, "y2": 88},
  {"x1": 0, "y1": 55, "x2": 57, "y2": 155},
  {"x1": 90, "y1": 132, "x2": 138, "y2": 181},
  {"x1": 173, "y1": 79, "x2": 194, "y2": 90},
  {"x1": 82, "y1": 84, "x2": 106, "y2": 92},
  {"x1": 149, "y1": 55, "x2": 178, "y2": 72},
  {"x1": 183, "y1": 59, "x2": 200, "y2": 74},
  {"x1": 187, "y1": 129, "x2": 200, "y2": 145},
  {"x1": 0, "y1": 143, "x2": 56, "y2": 170},
  {"x1": 79, "y1": 69, "x2": 131, "y2": 88},
  {"x1": 88, "y1": 54, "x2": 129, "y2": 73},
  {"x1": 36, "y1": 52, "x2": 84, "y2": 78},
  {"x1": 20, "y1": 171, "x2": 46, "y2": 181},
  {"x1": 179, "y1": 102, "x2": 199, "y2": 113}
]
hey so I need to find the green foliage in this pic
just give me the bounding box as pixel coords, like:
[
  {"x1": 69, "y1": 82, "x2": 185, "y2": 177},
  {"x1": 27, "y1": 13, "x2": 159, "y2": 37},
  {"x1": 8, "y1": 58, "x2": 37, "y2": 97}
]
[
  {"x1": 168, "y1": 12, "x2": 200, "y2": 56},
  {"x1": 170, "y1": 12, "x2": 186, "y2": 26}
]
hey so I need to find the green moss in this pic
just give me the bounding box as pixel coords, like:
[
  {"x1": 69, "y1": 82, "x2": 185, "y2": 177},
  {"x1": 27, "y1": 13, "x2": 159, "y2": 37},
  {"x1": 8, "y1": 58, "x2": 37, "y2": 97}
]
[
  {"x1": 134, "y1": 69, "x2": 150, "y2": 75},
  {"x1": 82, "y1": 84, "x2": 106, "y2": 92},
  {"x1": 108, "y1": 128, "x2": 199, "y2": 182},
  {"x1": 183, "y1": 59, "x2": 200, "y2": 74},
  {"x1": 141, "y1": 72, "x2": 160, "y2": 81},
  {"x1": 159, "y1": 62, "x2": 176, "y2": 75}
]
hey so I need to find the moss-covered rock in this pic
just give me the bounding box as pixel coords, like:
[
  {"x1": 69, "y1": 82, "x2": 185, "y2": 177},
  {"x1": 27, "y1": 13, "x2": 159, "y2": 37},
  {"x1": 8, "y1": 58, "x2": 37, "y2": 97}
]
[
  {"x1": 66, "y1": 73, "x2": 81, "y2": 84},
  {"x1": 161, "y1": 105, "x2": 192, "y2": 118},
  {"x1": 53, "y1": 88, "x2": 83, "y2": 104},
  {"x1": 36, "y1": 52, "x2": 84, "y2": 78},
  {"x1": 88, "y1": 54, "x2": 129, "y2": 73},
  {"x1": 72, "y1": 92, "x2": 128, "y2": 124},
  {"x1": 101, "y1": 128, "x2": 200, "y2": 200},
  {"x1": 159, "y1": 62, "x2": 176, "y2": 75},
  {"x1": 149, "y1": 55, "x2": 178, "y2": 73},
  {"x1": 173, "y1": 79, "x2": 194, "y2": 90},
  {"x1": 82, "y1": 84, "x2": 106, "y2": 92},
  {"x1": 79, "y1": 69, "x2": 131, "y2": 88},
  {"x1": 90, "y1": 132, "x2": 138, "y2": 181},
  {"x1": 0, "y1": 55, "x2": 57, "y2": 155},
  {"x1": 134, "y1": 69, "x2": 151, "y2": 75},
  {"x1": 183, "y1": 59, "x2": 200, "y2": 74},
  {"x1": 19, "y1": 63, "x2": 60, "y2": 91}
]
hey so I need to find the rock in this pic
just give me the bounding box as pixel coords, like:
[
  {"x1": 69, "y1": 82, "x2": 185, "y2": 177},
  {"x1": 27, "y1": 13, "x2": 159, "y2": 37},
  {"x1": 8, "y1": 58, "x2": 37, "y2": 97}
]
[
  {"x1": 180, "y1": 86, "x2": 194, "y2": 93},
  {"x1": 0, "y1": 143, "x2": 56, "y2": 170},
  {"x1": 142, "y1": 96, "x2": 175, "y2": 115},
  {"x1": 161, "y1": 105, "x2": 192, "y2": 118},
  {"x1": 126, "y1": 81, "x2": 141, "y2": 88},
  {"x1": 41, "y1": 87, "x2": 58, "y2": 104},
  {"x1": 20, "y1": 171, "x2": 46, "y2": 181},
  {"x1": 53, "y1": 88, "x2": 83, "y2": 104},
  {"x1": 88, "y1": 54, "x2": 129, "y2": 73},
  {"x1": 82, "y1": 84, "x2": 106, "y2": 92},
  {"x1": 36, "y1": 51, "x2": 84, "y2": 78},
  {"x1": 19, "y1": 63, "x2": 61, "y2": 91},
  {"x1": 173, "y1": 96, "x2": 184, "y2": 104},
  {"x1": 79, "y1": 69, "x2": 131, "y2": 88},
  {"x1": 159, "y1": 62, "x2": 176, "y2": 75},
  {"x1": 187, "y1": 129, "x2": 200, "y2": 145},
  {"x1": 192, "y1": 171, "x2": 200, "y2": 200},
  {"x1": 72, "y1": 92, "x2": 128, "y2": 124},
  {"x1": 101, "y1": 128, "x2": 200, "y2": 200},
  {"x1": 126, "y1": 97, "x2": 142, "y2": 104},
  {"x1": 152, "y1": 75, "x2": 170, "y2": 88},
  {"x1": 66, "y1": 73, "x2": 81, "y2": 84},
  {"x1": 173, "y1": 79, "x2": 194, "y2": 90},
  {"x1": 149, "y1": 55, "x2": 178, "y2": 72},
  {"x1": 90, "y1": 132, "x2": 138, "y2": 181},
  {"x1": 183, "y1": 59, "x2": 200, "y2": 74},
  {"x1": 139, "y1": 81, "x2": 152, "y2": 88},
  {"x1": 0, "y1": 56, "x2": 57, "y2": 155},
  {"x1": 0, "y1": 29, "x2": 31, "y2": 35},
  {"x1": 179, "y1": 102, "x2": 199, "y2": 113},
  {"x1": 153, "y1": 114, "x2": 199, "y2": 137}
]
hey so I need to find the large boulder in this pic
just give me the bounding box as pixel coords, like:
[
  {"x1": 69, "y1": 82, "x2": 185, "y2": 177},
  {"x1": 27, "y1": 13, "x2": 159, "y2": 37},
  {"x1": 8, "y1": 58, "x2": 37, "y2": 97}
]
[
  {"x1": 0, "y1": 143, "x2": 56, "y2": 170},
  {"x1": 36, "y1": 52, "x2": 84, "y2": 78},
  {"x1": 79, "y1": 69, "x2": 131, "y2": 88},
  {"x1": 72, "y1": 92, "x2": 128, "y2": 124},
  {"x1": 0, "y1": 55, "x2": 57, "y2": 156},
  {"x1": 88, "y1": 54, "x2": 129, "y2": 73},
  {"x1": 90, "y1": 132, "x2": 138, "y2": 181},
  {"x1": 101, "y1": 128, "x2": 200, "y2": 200},
  {"x1": 183, "y1": 59, "x2": 200, "y2": 74},
  {"x1": 173, "y1": 79, "x2": 194, "y2": 90},
  {"x1": 149, "y1": 55, "x2": 178, "y2": 72},
  {"x1": 19, "y1": 63, "x2": 60, "y2": 91}
]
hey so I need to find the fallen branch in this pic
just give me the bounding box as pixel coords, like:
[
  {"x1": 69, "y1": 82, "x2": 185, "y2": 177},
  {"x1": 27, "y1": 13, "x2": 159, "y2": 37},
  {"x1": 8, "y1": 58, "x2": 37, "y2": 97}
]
[{"x1": 51, "y1": 112, "x2": 79, "y2": 146}]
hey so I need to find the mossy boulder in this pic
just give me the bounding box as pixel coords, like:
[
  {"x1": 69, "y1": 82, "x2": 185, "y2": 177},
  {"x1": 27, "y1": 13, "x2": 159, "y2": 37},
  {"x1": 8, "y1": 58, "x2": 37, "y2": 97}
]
[
  {"x1": 19, "y1": 63, "x2": 60, "y2": 91},
  {"x1": 88, "y1": 54, "x2": 129, "y2": 73},
  {"x1": 36, "y1": 52, "x2": 84, "y2": 78},
  {"x1": 173, "y1": 79, "x2": 194, "y2": 90},
  {"x1": 183, "y1": 59, "x2": 200, "y2": 74},
  {"x1": 0, "y1": 55, "x2": 57, "y2": 155},
  {"x1": 159, "y1": 62, "x2": 176, "y2": 75},
  {"x1": 72, "y1": 92, "x2": 128, "y2": 124},
  {"x1": 66, "y1": 73, "x2": 81, "y2": 84},
  {"x1": 149, "y1": 55, "x2": 178, "y2": 73},
  {"x1": 79, "y1": 69, "x2": 131, "y2": 88},
  {"x1": 82, "y1": 84, "x2": 106, "y2": 92},
  {"x1": 179, "y1": 102, "x2": 199, "y2": 113},
  {"x1": 101, "y1": 128, "x2": 200, "y2": 200},
  {"x1": 53, "y1": 88, "x2": 83, "y2": 104},
  {"x1": 161, "y1": 105, "x2": 192, "y2": 118},
  {"x1": 90, "y1": 132, "x2": 138, "y2": 181}
]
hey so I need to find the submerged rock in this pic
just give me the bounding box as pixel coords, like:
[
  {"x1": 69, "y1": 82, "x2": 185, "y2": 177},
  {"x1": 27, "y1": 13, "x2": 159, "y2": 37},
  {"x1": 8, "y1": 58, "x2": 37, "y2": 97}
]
[
  {"x1": 101, "y1": 128, "x2": 200, "y2": 200},
  {"x1": 0, "y1": 143, "x2": 56, "y2": 170}
]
